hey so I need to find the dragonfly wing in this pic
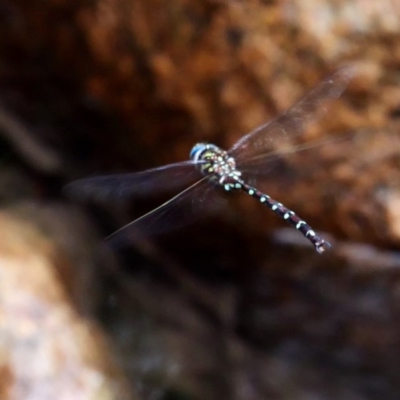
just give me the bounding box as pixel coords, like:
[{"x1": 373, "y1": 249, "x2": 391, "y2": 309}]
[
  {"x1": 105, "y1": 177, "x2": 226, "y2": 246},
  {"x1": 64, "y1": 160, "x2": 203, "y2": 203},
  {"x1": 229, "y1": 66, "x2": 355, "y2": 163},
  {"x1": 237, "y1": 132, "x2": 354, "y2": 180},
  {"x1": 238, "y1": 132, "x2": 355, "y2": 200}
]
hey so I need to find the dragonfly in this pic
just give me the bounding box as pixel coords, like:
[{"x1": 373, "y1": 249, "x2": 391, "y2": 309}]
[{"x1": 66, "y1": 66, "x2": 354, "y2": 253}]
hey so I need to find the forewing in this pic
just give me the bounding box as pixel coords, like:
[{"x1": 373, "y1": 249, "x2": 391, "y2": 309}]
[
  {"x1": 238, "y1": 132, "x2": 355, "y2": 198},
  {"x1": 237, "y1": 132, "x2": 354, "y2": 179},
  {"x1": 229, "y1": 66, "x2": 355, "y2": 163},
  {"x1": 64, "y1": 160, "x2": 203, "y2": 203},
  {"x1": 105, "y1": 177, "x2": 226, "y2": 246}
]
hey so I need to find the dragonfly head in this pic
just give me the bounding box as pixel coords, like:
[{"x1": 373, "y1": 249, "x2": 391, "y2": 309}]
[
  {"x1": 190, "y1": 142, "x2": 225, "y2": 165},
  {"x1": 190, "y1": 143, "x2": 208, "y2": 162}
]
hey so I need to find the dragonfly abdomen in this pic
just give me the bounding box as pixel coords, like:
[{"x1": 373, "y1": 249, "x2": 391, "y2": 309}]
[{"x1": 240, "y1": 182, "x2": 331, "y2": 253}]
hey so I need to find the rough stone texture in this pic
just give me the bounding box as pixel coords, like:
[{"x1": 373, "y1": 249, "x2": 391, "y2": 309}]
[{"x1": 0, "y1": 208, "x2": 134, "y2": 400}]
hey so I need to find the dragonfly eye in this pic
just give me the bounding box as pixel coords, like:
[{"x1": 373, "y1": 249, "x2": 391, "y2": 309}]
[{"x1": 190, "y1": 143, "x2": 207, "y2": 161}]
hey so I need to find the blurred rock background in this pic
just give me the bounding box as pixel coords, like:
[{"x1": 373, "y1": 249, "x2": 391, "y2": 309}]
[{"x1": 1, "y1": 0, "x2": 400, "y2": 399}]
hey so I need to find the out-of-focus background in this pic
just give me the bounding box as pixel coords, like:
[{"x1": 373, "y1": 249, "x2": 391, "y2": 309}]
[{"x1": 2, "y1": 1, "x2": 400, "y2": 399}]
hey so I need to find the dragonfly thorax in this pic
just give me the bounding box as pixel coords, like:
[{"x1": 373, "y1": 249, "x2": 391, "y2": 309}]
[{"x1": 190, "y1": 143, "x2": 242, "y2": 191}]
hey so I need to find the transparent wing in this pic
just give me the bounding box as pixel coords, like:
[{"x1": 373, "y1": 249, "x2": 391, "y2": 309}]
[
  {"x1": 64, "y1": 160, "x2": 203, "y2": 203},
  {"x1": 229, "y1": 66, "x2": 355, "y2": 163},
  {"x1": 106, "y1": 177, "x2": 226, "y2": 246},
  {"x1": 237, "y1": 132, "x2": 354, "y2": 178},
  {"x1": 238, "y1": 132, "x2": 355, "y2": 198}
]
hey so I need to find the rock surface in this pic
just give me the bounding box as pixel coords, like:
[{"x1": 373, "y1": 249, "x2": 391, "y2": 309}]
[
  {"x1": 1, "y1": 1, "x2": 400, "y2": 399},
  {"x1": 0, "y1": 208, "x2": 134, "y2": 400}
]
